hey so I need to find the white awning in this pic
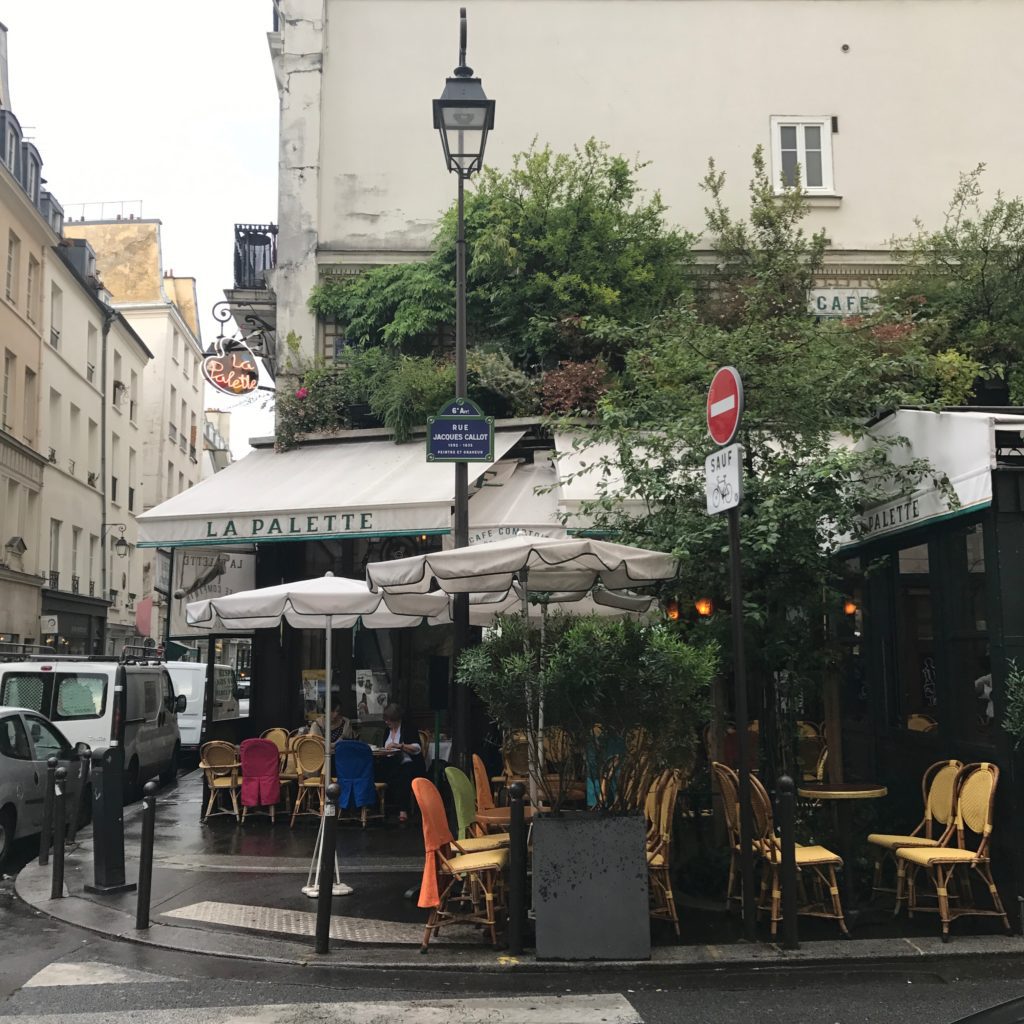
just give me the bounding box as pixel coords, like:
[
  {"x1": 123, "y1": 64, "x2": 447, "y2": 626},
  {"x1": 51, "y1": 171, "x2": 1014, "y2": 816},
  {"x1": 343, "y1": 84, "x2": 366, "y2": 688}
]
[
  {"x1": 137, "y1": 431, "x2": 525, "y2": 547},
  {"x1": 464, "y1": 456, "x2": 567, "y2": 546},
  {"x1": 841, "y1": 409, "x2": 1024, "y2": 547},
  {"x1": 553, "y1": 431, "x2": 649, "y2": 527}
]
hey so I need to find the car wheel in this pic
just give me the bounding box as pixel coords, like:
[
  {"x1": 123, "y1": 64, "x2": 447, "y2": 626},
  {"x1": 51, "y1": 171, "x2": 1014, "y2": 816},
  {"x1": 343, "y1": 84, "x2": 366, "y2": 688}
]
[
  {"x1": 0, "y1": 806, "x2": 15, "y2": 867},
  {"x1": 159, "y1": 744, "x2": 180, "y2": 786}
]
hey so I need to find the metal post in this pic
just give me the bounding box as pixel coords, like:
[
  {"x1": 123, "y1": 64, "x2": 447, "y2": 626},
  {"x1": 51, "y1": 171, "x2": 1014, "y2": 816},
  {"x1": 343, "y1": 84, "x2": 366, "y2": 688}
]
[
  {"x1": 136, "y1": 781, "x2": 158, "y2": 930},
  {"x1": 452, "y1": 171, "x2": 470, "y2": 768},
  {"x1": 507, "y1": 781, "x2": 527, "y2": 954},
  {"x1": 66, "y1": 754, "x2": 88, "y2": 844},
  {"x1": 777, "y1": 774, "x2": 799, "y2": 949},
  {"x1": 84, "y1": 747, "x2": 135, "y2": 895},
  {"x1": 729, "y1": 504, "x2": 757, "y2": 942},
  {"x1": 38, "y1": 756, "x2": 58, "y2": 866},
  {"x1": 50, "y1": 767, "x2": 67, "y2": 900},
  {"x1": 315, "y1": 783, "x2": 340, "y2": 954}
]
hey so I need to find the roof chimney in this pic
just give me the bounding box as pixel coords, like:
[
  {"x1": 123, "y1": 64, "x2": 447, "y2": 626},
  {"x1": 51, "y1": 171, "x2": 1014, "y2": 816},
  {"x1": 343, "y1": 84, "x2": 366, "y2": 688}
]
[{"x1": 0, "y1": 24, "x2": 11, "y2": 111}]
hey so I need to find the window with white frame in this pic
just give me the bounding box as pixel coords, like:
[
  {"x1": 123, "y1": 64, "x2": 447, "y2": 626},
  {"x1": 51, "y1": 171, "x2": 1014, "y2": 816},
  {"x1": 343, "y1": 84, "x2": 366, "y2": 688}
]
[
  {"x1": 26, "y1": 256, "x2": 39, "y2": 323},
  {"x1": 5, "y1": 129, "x2": 17, "y2": 170},
  {"x1": 2, "y1": 349, "x2": 13, "y2": 429},
  {"x1": 769, "y1": 116, "x2": 835, "y2": 194},
  {"x1": 6, "y1": 231, "x2": 20, "y2": 302}
]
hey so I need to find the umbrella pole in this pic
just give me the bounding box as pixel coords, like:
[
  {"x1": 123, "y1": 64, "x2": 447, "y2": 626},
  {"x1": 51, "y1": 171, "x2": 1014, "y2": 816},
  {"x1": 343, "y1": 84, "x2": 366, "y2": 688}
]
[{"x1": 521, "y1": 572, "x2": 539, "y2": 809}]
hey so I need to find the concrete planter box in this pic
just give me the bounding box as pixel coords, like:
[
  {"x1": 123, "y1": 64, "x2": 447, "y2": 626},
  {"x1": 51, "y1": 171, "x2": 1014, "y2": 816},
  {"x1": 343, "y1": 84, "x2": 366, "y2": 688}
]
[{"x1": 532, "y1": 813, "x2": 651, "y2": 961}]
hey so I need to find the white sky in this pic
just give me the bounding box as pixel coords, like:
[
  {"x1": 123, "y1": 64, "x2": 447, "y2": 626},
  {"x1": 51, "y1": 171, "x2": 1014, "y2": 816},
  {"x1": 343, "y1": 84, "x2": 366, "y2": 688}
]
[{"x1": 3, "y1": 0, "x2": 279, "y2": 455}]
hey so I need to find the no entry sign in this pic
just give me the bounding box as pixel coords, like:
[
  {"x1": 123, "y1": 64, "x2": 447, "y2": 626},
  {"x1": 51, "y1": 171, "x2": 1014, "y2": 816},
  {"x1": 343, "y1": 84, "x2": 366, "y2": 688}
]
[{"x1": 707, "y1": 366, "x2": 743, "y2": 446}]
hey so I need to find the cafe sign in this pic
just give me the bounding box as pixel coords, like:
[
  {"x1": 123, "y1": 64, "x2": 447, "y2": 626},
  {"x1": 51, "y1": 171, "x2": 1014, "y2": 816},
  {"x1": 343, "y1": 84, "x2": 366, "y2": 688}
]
[
  {"x1": 201, "y1": 339, "x2": 260, "y2": 397},
  {"x1": 808, "y1": 287, "x2": 879, "y2": 319},
  {"x1": 202, "y1": 511, "x2": 377, "y2": 541}
]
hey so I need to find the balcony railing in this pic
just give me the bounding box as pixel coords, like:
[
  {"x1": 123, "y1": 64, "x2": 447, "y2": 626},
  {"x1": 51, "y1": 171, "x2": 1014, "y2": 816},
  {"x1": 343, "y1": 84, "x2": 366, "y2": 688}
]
[
  {"x1": 48, "y1": 570, "x2": 59, "y2": 589},
  {"x1": 89, "y1": 580, "x2": 95, "y2": 596},
  {"x1": 71, "y1": 574, "x2": 80, "y2": 594},
  {"x1": 233, "y1": 223, "x2": 278, "y2": 289}
]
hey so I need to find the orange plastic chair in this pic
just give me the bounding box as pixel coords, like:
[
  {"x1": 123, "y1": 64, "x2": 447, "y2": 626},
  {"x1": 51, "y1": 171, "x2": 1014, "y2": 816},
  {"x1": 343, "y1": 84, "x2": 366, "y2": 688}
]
[{"x1": 412, "y1": 777, "x2": 508, "y2": 951}]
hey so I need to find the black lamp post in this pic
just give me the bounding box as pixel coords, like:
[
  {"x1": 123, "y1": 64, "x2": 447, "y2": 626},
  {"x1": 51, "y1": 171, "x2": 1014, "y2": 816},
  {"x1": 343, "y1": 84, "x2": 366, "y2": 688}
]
[{"x1": 434, "y1": 8, "x2": 495, "y2": 763}]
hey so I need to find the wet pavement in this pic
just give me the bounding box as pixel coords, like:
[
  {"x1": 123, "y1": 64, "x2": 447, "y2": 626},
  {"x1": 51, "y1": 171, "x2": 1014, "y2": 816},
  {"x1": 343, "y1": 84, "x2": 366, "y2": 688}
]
[{"x1": 13, "y1": 769, "x2": 1024, "y2": 971}]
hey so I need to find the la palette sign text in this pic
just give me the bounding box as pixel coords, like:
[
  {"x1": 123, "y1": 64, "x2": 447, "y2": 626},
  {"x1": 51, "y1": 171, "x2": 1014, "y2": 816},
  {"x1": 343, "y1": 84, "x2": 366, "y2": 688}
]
[{"x1": 202, "y1": 339, "x2": 260, "y2": 398}]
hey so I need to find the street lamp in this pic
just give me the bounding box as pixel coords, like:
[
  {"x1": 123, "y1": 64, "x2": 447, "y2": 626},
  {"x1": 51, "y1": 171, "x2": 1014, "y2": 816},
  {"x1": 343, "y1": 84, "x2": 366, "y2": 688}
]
[
  {"x1": 434, "y1": 7, "x2": 494, "y2": 764},
  {"x1": 102, "y1": 522, "x2": 130, "y2": 559}
]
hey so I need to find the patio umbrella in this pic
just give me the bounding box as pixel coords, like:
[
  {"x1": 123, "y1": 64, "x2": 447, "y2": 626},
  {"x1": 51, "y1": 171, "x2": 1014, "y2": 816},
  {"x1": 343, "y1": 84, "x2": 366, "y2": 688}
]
[
  {"x1": 186, "y1": 572, "x2": 450, "y2": 896},
  {"x1": 367, "y1": 536, "x2": 679, "y2": 803}
]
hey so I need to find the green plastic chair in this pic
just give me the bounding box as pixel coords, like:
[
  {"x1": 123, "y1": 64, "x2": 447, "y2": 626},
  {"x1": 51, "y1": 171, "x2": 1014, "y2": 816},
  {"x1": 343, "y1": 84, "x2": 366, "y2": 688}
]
[{"x1": 445, "y1": 765, "x2": 478, "y2": 840}]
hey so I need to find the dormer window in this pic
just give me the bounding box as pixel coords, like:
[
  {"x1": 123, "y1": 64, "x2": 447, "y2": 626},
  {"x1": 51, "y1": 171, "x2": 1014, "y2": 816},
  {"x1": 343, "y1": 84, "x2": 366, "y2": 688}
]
[
  {"x1": 5, "y1": 128, "x2": 16, "y2": 171},
  {"x1": 26, "y1": 162, "x2": 38, "y2": 203}
]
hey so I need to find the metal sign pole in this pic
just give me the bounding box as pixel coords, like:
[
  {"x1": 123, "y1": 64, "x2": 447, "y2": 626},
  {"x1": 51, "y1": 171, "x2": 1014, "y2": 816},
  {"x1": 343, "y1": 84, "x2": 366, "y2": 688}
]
[{"x1": 729, "y1": 503, "x2": 756, "y2": 942}]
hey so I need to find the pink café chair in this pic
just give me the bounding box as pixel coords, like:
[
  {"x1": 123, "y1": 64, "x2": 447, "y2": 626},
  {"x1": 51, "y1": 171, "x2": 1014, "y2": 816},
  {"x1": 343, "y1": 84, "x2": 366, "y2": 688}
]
[{"x1": 240, "y1": 738, "x2": 282, "y2": 823}]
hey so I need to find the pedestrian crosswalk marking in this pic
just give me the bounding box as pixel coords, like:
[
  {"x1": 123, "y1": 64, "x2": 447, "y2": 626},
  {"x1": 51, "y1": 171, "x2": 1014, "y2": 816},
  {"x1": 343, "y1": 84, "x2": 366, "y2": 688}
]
[
  {"x1": 2, "y1": 994, "x2": 643, "y2": 1023},
  {"x1": 24, "y1": 962, "x2": 172, "y2": 988}
]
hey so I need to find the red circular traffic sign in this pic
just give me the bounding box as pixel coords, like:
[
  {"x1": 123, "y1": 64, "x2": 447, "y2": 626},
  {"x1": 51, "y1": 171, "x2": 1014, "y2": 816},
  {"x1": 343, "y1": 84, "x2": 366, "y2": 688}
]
[{"x1": 707, "y1": 366, "x2": 743, "y2": 446}]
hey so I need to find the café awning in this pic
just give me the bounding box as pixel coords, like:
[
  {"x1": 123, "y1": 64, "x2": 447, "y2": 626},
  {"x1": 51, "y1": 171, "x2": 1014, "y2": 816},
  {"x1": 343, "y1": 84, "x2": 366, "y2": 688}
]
[{"x1": 137, "y1": 431, "x2": 525, "y2": 547}]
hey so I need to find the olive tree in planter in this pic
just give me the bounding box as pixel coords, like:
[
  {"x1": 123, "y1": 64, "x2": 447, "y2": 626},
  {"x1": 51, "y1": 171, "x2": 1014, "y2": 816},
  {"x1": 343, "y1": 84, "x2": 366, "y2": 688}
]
[{"x1": 459, "y1": 613, "x2": 714, "y2": 960}]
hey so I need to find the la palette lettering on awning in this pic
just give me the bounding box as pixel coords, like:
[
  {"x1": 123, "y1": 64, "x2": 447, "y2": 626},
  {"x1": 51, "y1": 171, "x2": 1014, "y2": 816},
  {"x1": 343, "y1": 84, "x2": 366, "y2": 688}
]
[
  {"x1": 205, "y1": 512, "x2": 375, "y2": 540},
  {"x1": 860, "y1": 497, "x2": 920, "y2": 536}
]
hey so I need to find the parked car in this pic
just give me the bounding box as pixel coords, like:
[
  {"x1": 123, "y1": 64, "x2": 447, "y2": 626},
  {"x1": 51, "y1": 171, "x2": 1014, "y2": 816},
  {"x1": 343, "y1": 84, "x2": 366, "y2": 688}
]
[
  {"x1": 0, "y1": 706, "x2": 89, "y2": 865},
  {"x1": 0, "y1": 658, "x2": 185, "y2": 794},
  {"x1": 165, "y1": 661, "x2": 239, "y2": 761}
]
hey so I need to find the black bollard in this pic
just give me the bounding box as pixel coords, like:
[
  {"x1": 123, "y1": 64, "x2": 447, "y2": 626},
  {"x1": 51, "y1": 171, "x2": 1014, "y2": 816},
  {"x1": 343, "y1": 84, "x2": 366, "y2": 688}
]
[
  {"x1": 507, "y1": 782, "x2": 527, "y2": 955},
  {"x1": 50, "y1": 767, "x2": 67, "y2": 900},
  {"x1": 136, "y1": 781, "x2": 158, "y2": 930},
  {"x1": 84, "y1": 747, "x2": 135, "y2": 895},
  {"x1": 315, "y1": 784, "x2": 340, "y2": 955},
  {"x1": 777, "y1": 774, "x2": 799, "y2": 950},
  {"x1": 38, "y1": 756, "x2": 58, "y2": 866}
]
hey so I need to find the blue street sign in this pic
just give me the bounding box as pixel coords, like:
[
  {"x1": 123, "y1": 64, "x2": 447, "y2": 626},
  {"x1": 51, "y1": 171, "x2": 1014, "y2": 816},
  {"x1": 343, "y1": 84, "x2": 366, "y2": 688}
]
[{"x1": 427, "y1": 397, "x2": 494, "y2": 462}]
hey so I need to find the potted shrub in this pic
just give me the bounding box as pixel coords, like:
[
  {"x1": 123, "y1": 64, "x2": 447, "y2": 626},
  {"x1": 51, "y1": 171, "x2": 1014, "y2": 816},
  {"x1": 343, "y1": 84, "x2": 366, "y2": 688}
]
[{"x1": 459, "y1": 613, "x2": 714, "y2": 960}]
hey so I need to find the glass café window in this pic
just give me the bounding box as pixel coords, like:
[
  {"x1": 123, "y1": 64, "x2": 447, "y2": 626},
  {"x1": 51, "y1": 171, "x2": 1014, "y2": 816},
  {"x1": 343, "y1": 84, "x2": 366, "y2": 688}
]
[
  {"x1": 895, "y1": 542, "x2": 939, "y2": 733},
  {"x1": 949, "y1": 523, "x2": 992, "y2": 743}
]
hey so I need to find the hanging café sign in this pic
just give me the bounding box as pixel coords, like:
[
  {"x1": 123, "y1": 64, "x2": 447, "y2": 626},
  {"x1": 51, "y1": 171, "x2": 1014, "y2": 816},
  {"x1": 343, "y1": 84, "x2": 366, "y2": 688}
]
[{"x1": 201, "y1": 338, "x2": 260, "y2": 397}]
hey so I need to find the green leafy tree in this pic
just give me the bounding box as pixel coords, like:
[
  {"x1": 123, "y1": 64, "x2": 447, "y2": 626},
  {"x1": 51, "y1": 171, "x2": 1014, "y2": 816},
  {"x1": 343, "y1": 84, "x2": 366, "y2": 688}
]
[
  {"x1": 568, "y1": 151, "x2": 950, "y2": 770},
  {"x1": 308, "y1": 139, "x2": 695, "y2": 370},
  {"x1": 881, "y1": 164, "x2": 1024, "y2": 400}
]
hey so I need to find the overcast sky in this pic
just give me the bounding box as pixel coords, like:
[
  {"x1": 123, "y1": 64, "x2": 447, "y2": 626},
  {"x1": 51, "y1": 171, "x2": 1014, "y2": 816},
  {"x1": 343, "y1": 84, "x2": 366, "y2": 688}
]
[{"x1": 3, "y1": 0, "x2": 279, "y2": 454}]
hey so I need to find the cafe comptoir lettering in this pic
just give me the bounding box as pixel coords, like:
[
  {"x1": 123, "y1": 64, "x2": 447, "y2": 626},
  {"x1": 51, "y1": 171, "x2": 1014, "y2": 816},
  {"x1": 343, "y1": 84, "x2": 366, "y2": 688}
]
[{"x1": 205, "y1": 512, "x2": 374, "y2": 539}]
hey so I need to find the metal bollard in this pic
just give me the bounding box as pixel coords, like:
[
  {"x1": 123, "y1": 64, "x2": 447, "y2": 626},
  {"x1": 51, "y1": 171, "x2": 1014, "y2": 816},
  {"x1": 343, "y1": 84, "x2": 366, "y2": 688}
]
[
  {"x1": 777, "y1": 774, "x2": 799, "y2": 950},
  {"x1": 136, "y1": 781, "x2": 158, "y2": 930},
  {"x1": 38, "y1": 757, "x2": 58, "y2": 866},
  {"x1": 50, "y1": 767, "x2": 67, "y2": 900},
  {"x1": 84, "y1": 747, "x2": 135, "y2": 895},
  {"x1": 507, "y1": 782, "x2": 527, "y2": 955},
  {"x1": 66, "y1": 753, "x2": 89, "y2": 844},
  {"x1": 315, "y1": 783, "x2": 340, "y2": 955}
]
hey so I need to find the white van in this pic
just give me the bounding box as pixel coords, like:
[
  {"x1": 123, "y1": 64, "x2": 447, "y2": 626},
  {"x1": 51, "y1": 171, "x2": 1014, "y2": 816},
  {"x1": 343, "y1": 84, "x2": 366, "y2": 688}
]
[
  {"x1": 165, "y1": 661, "x2": 239, "y2": 758},
  {"x1": 0, "y1": 657, "x2": 184, "y2": 792}
]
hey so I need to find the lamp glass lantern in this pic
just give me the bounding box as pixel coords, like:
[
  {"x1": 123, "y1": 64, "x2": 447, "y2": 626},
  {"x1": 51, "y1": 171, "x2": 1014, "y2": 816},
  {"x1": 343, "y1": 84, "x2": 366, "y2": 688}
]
[{"x1": 433, "y1": 75, "x2": 495, "y2": 178}]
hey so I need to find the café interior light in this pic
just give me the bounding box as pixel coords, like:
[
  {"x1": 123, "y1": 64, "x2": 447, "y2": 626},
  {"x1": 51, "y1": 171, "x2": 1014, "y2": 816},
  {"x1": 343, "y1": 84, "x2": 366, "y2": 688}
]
[
  {"x1": 843, "y1": 599, "x2": 859, "y2": 616},
  {"x1": 695, "y1": 597, "x2": 715, "y2": 618},
  {"x1": 665, "y1": 599, "x2": 680, "y2": 621}
]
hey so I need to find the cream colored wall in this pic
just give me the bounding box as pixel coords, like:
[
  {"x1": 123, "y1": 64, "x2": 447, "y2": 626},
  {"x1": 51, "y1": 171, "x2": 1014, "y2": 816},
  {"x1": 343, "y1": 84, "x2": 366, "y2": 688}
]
[{"x1": 64, "y1": 220, "x2": 163, "y2": 303}]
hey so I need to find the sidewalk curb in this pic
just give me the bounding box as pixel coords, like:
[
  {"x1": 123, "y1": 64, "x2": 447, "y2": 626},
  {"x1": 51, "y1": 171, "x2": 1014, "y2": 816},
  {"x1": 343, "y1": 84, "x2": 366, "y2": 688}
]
[{"x1": 16, "y1": 858, "x2": 1024, "y2": 975}]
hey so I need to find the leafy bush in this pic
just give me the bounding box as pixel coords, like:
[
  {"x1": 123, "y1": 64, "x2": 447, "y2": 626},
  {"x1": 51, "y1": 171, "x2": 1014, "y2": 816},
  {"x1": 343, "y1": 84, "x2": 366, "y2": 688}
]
[{"x1": 540, "y1": 359, "x2": 611, "y2": 415}]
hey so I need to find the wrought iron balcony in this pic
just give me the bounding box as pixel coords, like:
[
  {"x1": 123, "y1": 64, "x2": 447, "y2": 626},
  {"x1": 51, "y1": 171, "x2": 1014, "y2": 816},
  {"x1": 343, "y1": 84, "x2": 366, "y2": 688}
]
[
  {"x1": 71, "y1": 574, "x2": 80, "y2": 594},
  {"x1": 234, "y1": 223, "x2": 277, "y2": 290},
  {"x1": 48, "y1": 570, "x2": 59, "y2": 589}
]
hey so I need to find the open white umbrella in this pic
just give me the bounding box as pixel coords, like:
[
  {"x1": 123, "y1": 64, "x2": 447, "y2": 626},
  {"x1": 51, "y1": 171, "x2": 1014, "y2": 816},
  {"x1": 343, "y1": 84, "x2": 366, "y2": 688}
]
[
  {"x1": 186, "y1": 572, "x2": 450, "y2": 896},
  {"x1": 367, "y1": 536, "x2": 679, "y2": 803}
]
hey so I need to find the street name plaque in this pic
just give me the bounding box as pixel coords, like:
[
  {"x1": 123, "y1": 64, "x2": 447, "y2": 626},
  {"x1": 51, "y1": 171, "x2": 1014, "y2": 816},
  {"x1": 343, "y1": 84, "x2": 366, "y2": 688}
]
[{"x1": 426, "y1": 397, "x2": 495, "y2": 462}]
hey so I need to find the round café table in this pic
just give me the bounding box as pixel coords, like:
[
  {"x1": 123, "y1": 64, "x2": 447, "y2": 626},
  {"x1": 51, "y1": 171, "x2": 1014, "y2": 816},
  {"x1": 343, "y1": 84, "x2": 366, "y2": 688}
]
[{"x1": 797, "y1": 781, "x2": 888, "y2": 923}]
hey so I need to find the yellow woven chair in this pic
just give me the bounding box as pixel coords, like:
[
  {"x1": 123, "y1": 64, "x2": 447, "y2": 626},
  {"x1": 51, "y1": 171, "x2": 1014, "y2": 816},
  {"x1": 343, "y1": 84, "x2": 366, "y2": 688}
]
[
  {"x1": 289, "y1": 736, "x2": 327, "y2": 827},
  {"x1": 897, "y1": 762, "x2": 1011, "y2": 941},
  {"x1": 710, "y1": 761, "x2": 746, "y2": 906},
  {"x1": 199, "y1": 741, "x2": 241, "y2": 822},
  {"x1": 749, "y1": 772, "x2": 848, "y2": 937},
  {"x1": 867, "y1": 759, "x2": 962, "y2": 911},
  {"x1": 647, "y1": 771, "x2": 682, "y2": 935},
  {"x1": 907, "y1": 713, "x2": 939, "y2": 732},
  {"x1": 261, "y1": 727, "x2": 289, "y2": 750}
]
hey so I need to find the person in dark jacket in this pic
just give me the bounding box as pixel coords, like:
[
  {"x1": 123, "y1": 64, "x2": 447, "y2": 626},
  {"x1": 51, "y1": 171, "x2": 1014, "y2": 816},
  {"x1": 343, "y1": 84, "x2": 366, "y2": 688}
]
[{"x1": 376, "y1": 702, "x2": 425, "y2": 822}]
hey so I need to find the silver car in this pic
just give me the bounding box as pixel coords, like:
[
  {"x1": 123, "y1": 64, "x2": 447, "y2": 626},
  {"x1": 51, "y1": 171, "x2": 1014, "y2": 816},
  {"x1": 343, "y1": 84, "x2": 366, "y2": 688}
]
[{"x1": 0, "y1": 706, "x2": 87, "y2": 866}]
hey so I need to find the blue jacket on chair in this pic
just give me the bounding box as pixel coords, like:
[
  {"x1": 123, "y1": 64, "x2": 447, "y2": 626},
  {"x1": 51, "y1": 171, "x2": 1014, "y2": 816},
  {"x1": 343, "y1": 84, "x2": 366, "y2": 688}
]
[{"x1": 334, "y1": 740, "x2": 377, "y2": 810}]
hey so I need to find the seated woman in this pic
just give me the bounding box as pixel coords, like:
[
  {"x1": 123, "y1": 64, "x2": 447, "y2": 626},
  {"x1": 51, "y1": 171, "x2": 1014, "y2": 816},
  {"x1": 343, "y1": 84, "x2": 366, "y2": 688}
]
[
  {"x1": 375, "y1": 703, "x2": 425, "y2": 823},
  {"x1": 310, "y1": 693, "x2": 354, "y2": 744}
]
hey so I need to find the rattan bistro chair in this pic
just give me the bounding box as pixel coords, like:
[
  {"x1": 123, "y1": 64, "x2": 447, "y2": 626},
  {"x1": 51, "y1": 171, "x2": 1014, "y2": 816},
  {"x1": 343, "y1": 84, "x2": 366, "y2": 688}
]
[
  {"x1": 896, "y1": 762, "x2": 1011, "y2": 941},
  {"x1": 200, "y1": 741, "x2": 241, "y2": 822},
  {"x1": 735, "y1": 771, "x2": 847, "y2": 938},
  {"x1": 867, "y1": 759, "x2": 962, "y2": 911},
  {"x1": 646, "y1": 771, "x2": 682, "y2": 935},
  {"x1": 289, "y1": 736, "x2": 327, "y2": 827}
]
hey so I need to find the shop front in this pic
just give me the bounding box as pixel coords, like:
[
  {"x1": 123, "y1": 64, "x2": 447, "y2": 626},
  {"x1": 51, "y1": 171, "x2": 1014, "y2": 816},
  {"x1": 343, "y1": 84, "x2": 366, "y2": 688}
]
[
  {"x1": 40, "y1": 588, "x2": 108, "y2": 656},
  {"x1": 837, "y1": 409, "x2": 1024, "y2": 910}
]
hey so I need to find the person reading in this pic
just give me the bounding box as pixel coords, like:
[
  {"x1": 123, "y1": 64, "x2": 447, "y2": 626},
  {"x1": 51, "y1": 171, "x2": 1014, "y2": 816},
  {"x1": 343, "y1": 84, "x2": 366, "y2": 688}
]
[{"x1": 376, "y1": 703, "x2": 425, "y2": 823}]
